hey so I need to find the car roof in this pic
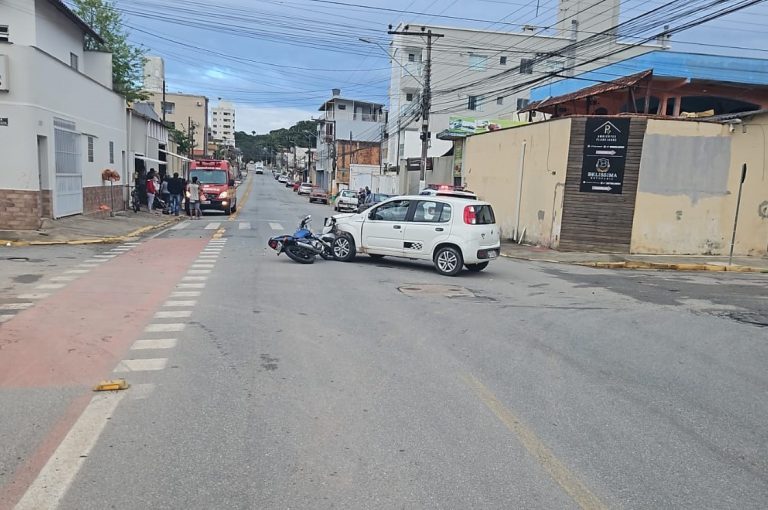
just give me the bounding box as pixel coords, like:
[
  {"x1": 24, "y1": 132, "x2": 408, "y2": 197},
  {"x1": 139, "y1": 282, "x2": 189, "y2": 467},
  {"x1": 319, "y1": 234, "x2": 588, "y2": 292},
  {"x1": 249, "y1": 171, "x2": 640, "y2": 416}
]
[{"x1": 387, "y1": 194, "x2": 491, "y2": 206}]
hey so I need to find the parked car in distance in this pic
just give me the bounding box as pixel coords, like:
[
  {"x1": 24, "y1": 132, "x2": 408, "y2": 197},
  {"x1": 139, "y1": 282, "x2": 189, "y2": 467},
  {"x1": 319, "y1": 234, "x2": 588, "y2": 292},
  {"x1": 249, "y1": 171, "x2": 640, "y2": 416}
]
[
  {"x1": 277, "y1": 174, "x2": 288, "y2": 183},
  {"x1": 309, "y1": 187, "x2": 329, "y2": 204},
  {"x1": 329, "y1": 195, "x2": 500, "y2": 276},
  {"x1": 357, "y1": 193, "x2": 394, "y2": 213},
  {"x1": 334, "y1": 189, "x2": 358, "y2": 212},
  {"x1": 254, "y1": 164, "x2": 264, "y2": 174},
  {"x1": 292, "y1": 181, "x2": 301, "y2": 192},
  {"x1": 298, "y1": 182, "x2": 313, "y2": 195}
]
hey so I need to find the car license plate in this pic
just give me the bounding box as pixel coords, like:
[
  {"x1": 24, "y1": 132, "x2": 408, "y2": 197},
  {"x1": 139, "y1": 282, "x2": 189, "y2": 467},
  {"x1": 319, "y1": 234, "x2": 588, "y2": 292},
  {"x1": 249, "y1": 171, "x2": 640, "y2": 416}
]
[{"x1": 201, "y1": 200, "x2": 210, "y2": 205}]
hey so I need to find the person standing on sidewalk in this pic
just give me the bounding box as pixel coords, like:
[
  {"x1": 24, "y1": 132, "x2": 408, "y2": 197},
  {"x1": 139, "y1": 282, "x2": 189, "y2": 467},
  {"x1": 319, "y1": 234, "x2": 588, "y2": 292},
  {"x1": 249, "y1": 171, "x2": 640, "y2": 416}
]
[
  {"x1": 146, "y1": 169, "x2": 158, "y2": 214},
  {"x1": 167, "y1": 172, "x2": 183, "y2": 216},
  {"x1": 160, "y1": 177, "x2": 170, "y2": 212},
  {"x1": 188, "y1": 176, "x2": 202, "y2": 220}
]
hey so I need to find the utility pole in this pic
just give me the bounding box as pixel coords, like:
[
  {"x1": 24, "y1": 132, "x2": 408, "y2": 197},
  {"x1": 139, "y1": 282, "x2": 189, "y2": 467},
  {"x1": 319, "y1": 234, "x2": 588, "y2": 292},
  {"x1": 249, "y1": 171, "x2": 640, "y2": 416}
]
[
  {"x1": 162, "y1": 79, "x2": 167, "y2": 123},
  {"x1": 187, "y1": 116, "x2": 195, "y2": 159},
  {"x1": 388, "y1": 26, "x2": 443, "y2": 191}
]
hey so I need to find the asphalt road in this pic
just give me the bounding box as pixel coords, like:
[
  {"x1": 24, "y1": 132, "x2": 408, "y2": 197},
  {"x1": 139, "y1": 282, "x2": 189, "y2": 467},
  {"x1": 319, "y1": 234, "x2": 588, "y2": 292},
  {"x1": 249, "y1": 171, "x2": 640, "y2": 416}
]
[{"x1": 1, "y1": 173, "x2": 767, "y2": 509}]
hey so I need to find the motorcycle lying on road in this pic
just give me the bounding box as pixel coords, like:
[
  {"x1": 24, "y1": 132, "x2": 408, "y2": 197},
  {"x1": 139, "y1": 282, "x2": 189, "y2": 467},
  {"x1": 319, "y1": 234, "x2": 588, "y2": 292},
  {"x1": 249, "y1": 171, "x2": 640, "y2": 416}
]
[{"x1": 268, "y1": 215, "x2": 336, "y2": 264}]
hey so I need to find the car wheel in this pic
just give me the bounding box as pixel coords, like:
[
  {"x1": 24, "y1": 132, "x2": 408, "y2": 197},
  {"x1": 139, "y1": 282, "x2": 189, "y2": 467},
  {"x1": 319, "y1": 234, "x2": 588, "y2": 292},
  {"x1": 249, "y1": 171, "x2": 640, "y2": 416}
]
[
  {"x1": 465, "y1": 262, "x2": 489, "y2": 272},
  {"x1": 231, "y1": 202, "x2": 237, "y2": 213},
  {"x1": 434, "y1": 246, "x2": 463, "y2": 276},
  {"x1": 332, "y1": 233, "x2": 356, "y2": 262},
  {"x1": 225, "y1": 206, "x2": 232, "y2": 215}
]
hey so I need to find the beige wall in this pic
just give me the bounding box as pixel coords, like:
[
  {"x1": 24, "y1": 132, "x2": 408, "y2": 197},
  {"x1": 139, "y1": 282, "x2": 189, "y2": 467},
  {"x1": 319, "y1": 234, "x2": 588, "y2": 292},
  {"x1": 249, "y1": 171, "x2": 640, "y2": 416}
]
[
  {"x1": 631, "y1": 117, "x2": 768, "y2": 256},
  {"x1": 464, "y1": 119, "x2": 572, "y2": 246},
  {"x1": 146, "y1": 92, "x2": 208, "y2": 152}
]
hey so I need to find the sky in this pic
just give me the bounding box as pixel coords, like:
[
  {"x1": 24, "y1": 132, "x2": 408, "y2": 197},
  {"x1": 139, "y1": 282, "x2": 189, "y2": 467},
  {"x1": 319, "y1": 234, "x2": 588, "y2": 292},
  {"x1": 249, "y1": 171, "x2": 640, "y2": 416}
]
[{"x1": 112, "y1": 0, "x2": 768, "y2": 134}]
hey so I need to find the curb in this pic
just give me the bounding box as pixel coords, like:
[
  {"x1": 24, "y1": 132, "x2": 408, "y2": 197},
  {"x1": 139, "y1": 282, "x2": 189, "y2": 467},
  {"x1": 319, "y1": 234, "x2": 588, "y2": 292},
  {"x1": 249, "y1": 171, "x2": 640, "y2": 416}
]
[
  {"x1": 500, "y1": 252, "x2": 768, "y2": 273},
  {"x1": 0, "y1": 217, "x2": 182, "y2": 248}
]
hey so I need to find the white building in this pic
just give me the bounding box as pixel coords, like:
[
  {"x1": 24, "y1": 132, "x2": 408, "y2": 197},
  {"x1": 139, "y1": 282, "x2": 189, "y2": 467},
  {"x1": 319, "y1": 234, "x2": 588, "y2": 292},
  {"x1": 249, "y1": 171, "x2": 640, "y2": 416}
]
[
  {"x1": 385, "y1": 0, "x2": 660, "y2": 167},
  {"x1": 211, "y1": 100, "x2": 236, "y2": 147},
  {"x1": 142, "y1": 55, "x2": 164, "y2": 93},
  {"x1": 315, "y1": 89, "x2": 385, "y2": 190},
  {"x1": 0, "y1": 0, "x2": 128, "y2": 229}
]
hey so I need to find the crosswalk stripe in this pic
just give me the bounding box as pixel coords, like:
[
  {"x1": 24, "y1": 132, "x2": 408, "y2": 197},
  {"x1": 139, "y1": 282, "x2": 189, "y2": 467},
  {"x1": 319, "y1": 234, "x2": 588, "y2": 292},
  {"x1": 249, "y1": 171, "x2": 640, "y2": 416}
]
[
  {"x1": 65, "y1": 269, "x2": 90, "y2": 274},
  {"x1": 204, "y1": 222, "x2": 221, "y2": 230},
  {"x1": 269, "y1": 222, "x2": 284, "y2": 231},
  {"x1": 131, "y1": 338, "x2": 178, "y2": 350},
  {"x1": 115, "y1": 358, "x2": 168, "y2": 372},
  {"x1": 36, "y1": 284, "x2": 65, "y2": 290},
  {"x1": 145, "y1": 323, "x2": 185, "y2": 332},
  {"x1": 164, "y1": 300, "x2": 197, "y2": 307},
  {"x1": 188, "y1": 270, "x2": 211, "y2": 275},
  {"x1": 171, "y1": 291, "x2": 201, "y2": 297},
  {"x1": 18, "y1": 293, "x2": 50, "y2": 300},
  {"x1": 0, "y1": 314, "x2": 14, "y2": 323},
  {"x1": 154, "y1": 310, "x2": 193, "y2": 319},
  {"x1": 238, "y1": 222, "x2": 251, "y2": 230},
  {"x1": 171, "y1": 222, "x2": 190, "y2": 230},
  {"x1": 177, "y1": 283, "x2": 205, "y2": 289},
  {"x1": 0, "y1": 303, "x2": 34, "y2": 310}
]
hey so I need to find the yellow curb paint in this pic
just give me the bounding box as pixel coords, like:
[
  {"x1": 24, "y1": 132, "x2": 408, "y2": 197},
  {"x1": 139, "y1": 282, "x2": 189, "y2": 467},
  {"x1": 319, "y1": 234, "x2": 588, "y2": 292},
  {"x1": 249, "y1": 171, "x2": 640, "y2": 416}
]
[
  {"x1": 463, "y1": 373, "x2": 609, "y2": 510},
  {"x1": 229, "y1": 175, "x2": 254, "y2": 221}
]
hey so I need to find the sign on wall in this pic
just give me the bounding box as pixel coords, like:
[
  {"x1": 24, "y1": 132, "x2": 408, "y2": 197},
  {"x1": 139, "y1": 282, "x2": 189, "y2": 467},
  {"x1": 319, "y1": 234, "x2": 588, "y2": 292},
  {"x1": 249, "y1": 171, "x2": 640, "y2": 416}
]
[
  {"x1": 580, "y1": 118, "x2": 630, "y2": 194},
  {"x1": 406, "y1": 157, "x2": 433, "y2": 171}
]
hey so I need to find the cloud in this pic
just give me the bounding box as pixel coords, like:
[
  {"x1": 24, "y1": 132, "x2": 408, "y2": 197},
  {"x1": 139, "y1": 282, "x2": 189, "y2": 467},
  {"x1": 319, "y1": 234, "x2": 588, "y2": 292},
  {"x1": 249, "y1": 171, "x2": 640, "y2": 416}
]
[{"x1": 235, "y1": 106, "x2": 317, "y2": 135}]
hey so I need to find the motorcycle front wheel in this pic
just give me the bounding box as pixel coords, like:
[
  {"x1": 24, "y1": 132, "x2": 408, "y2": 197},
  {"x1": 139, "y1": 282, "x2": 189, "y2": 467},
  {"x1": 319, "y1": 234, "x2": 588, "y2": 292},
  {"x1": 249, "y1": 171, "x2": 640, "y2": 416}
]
[{"x1": 284, "y1": 245, "x2": 316, "y2": 264}]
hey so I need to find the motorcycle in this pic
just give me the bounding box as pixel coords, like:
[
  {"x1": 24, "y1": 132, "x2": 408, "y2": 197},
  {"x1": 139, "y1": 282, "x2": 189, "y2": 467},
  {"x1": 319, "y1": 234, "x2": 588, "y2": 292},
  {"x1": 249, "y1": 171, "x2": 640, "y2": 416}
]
[{"x1": 268, "y1": 215, "x2": 336, "y2": 264}]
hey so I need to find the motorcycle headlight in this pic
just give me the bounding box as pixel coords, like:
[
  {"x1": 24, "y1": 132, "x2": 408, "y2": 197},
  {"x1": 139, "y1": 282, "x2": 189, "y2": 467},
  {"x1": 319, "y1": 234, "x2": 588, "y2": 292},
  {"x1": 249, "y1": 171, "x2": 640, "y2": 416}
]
[{"x1": 219, "y1": 191, "x2": 228, "y2": 199}]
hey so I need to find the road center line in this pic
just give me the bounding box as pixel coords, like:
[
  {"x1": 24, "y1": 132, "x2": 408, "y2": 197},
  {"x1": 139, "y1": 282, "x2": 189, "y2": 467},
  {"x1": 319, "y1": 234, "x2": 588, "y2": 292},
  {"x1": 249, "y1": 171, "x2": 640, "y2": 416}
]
[
  {"x1": 14, "y1": 391, "x2": 126, "y2": 510},
  {"x1": 462, "y1": 373, "x2": 608, "y2": 510}
]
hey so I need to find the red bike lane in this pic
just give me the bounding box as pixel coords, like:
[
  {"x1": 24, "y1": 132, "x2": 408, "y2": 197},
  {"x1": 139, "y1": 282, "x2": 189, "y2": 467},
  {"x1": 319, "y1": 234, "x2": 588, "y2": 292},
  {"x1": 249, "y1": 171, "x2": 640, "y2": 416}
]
[{"x1": 0, "y1": 237, "x2": 207, "y2": 509}]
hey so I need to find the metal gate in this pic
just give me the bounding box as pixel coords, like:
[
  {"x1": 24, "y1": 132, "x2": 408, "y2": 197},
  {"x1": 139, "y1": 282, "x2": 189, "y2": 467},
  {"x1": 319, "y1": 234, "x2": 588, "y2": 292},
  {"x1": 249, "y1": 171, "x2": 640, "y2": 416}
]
[{"x1": 53, "y1": 118, "x2": 83, "y2": 218}]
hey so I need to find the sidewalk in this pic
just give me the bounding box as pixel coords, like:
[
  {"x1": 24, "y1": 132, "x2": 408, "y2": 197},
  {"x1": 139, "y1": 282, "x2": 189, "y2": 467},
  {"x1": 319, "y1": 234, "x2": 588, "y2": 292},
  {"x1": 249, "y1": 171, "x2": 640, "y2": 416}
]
[
  {"x1": 0, "y1": 211, "x2": 183, "y2": 246},
  {"x1": 500, "y1": 242, "x2": 768, "y2": 273}
]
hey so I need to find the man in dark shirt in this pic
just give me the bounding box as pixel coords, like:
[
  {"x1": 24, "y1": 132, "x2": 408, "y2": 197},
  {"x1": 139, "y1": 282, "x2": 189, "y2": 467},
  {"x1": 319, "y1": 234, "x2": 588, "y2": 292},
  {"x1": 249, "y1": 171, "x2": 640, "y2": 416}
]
[{"x1": 167, "y1": 172, "x2": 184, "y2": 216}]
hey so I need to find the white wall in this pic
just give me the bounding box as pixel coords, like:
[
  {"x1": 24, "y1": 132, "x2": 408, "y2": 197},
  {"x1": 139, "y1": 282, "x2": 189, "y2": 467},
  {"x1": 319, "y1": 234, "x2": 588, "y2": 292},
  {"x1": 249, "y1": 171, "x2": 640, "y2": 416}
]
[
  {"x1": 0, "y1": 45, "x2": 126, "y2": 191},
  {"x1": 83, "y1": 50, "x2": 113, "y2": 89},
  {"x1": 34, "y1": 0, "x2": 84, "y2": 68},
  {"x1": 2, "y1": 0, "x2": 38, "y2": 46}
]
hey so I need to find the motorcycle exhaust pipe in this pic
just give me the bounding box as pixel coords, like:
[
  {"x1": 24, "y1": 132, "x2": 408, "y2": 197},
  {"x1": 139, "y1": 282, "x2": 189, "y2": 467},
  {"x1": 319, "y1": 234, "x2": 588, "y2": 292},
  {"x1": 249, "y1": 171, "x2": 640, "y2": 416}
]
[{"x1": 295, "y1": 241, "x2": 323, "y2": 254}]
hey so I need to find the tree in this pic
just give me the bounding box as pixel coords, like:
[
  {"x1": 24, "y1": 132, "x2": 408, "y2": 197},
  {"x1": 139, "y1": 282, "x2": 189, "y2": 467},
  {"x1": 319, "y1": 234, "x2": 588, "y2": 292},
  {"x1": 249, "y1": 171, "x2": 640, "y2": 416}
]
[
  {"x1": 170, "y1": 128, "x2": 192, "y2": 157},
  {"x1": 73, "y1": 0, "x2": 147, "y2": 102}
]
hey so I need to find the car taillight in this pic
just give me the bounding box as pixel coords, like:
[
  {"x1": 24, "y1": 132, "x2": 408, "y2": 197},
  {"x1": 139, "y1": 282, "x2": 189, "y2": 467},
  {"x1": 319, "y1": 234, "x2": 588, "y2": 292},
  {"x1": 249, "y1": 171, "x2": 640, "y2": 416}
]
[{"x1": 463, "y1": 205, "x2": 477, "y2": 225}]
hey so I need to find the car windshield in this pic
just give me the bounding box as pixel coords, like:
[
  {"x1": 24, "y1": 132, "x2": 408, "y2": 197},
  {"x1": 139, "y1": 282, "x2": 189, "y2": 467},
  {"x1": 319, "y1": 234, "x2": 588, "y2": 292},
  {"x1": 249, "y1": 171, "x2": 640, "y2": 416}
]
[
  {"x1": 341, "y1": 190, "x2": 356, "y2": 198},
  {"x1": 190, "y1": 170, "x2": 227, "y2": 184}
]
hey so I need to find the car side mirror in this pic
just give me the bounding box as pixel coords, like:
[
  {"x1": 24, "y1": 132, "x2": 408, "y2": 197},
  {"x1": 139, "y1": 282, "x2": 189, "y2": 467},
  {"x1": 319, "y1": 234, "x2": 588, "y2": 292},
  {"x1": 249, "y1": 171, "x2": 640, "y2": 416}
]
[
  {"x1": 229, "y1": 179, "x2": 235, "y2": 187},
  {"x1": 323, "y1": 217, "x2": 332, "y2": 227}
]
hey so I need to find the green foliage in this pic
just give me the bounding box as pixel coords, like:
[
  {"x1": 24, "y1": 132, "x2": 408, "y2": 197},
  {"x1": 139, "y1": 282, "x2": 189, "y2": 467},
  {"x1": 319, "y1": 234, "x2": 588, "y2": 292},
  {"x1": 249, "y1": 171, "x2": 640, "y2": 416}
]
[
  {"x1": 169, "y1": 128, "x2": 192, "y2": 156},
  {"x1": 72, "y1": 0, "x2": 147, "y2": 102},
  {"x1": 235, "y1": 120, "x2": 318, "y2": 163}
]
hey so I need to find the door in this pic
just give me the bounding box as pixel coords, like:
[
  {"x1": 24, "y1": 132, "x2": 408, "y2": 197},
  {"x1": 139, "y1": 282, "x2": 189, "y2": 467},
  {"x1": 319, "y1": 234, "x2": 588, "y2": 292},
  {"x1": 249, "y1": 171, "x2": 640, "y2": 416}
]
[
  {"x1": 361, "y1": 199, "x2": 412, "y2": 255},
  {"x1": 402, "y1": 200, "x2": 453, "y2": 259},
  {"x1": 53, "y1": 118, "x2": 83, "y2": 218},
  {"x1": 37, "y1": 135, "x2": 49, "y2": 217}
]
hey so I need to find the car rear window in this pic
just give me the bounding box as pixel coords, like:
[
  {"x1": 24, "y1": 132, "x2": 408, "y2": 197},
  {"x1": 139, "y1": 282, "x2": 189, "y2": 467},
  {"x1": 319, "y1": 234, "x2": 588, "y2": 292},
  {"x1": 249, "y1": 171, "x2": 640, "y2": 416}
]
[{"x1": 474, "y1": 205, "x2": 495, "y2": 224}]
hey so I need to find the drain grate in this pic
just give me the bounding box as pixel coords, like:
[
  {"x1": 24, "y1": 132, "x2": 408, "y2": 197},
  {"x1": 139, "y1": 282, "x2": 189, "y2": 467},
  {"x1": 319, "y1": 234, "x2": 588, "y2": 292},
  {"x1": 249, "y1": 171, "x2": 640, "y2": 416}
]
[{"x1": 398, "y1": 284, "x2": 475, "y2": 298}]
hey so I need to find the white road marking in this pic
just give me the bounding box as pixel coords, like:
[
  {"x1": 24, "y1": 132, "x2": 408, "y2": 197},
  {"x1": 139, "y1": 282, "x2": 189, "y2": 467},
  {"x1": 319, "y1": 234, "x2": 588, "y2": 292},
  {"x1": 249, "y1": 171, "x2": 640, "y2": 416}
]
[
  {"x1": 131, "y1": 338, "x2": 178, "y2": 350},
  {"x1": 36, "y1": 284, "x2": 65, "y2": 290},
  {"x1": 84, "y1": 259, "x2": 107, "y2": 264},
  {"x1": 188, "y1": 270, "x2": 211, "y2": 275},
  {"x1": 171, "y1": 222, "x2": 190, "y2": 230},
  {"x1": 0, "y1": 314, "x2": 14, "y2": 323},
  {"x1": 123, "y1": 242, "x2": 140, "y2": 245},
  {"x1": 18, "y1": 293, "x2": 50, "y2": 300},
  {"x1": 128, "y1": 383, "x2": 156, "y2": 400},
  {"x1": 114, "y1": 358, "x2": 168, "y2": 372},
  {"x1": 191, "y1": 264, "x2": 215, "y2": 269},
  {"x1": 50, "y1": 276, "x2": 78, "y2": 282},
  {"x1": 198, "y1": 254, "x2": 219, "y2": 258},
  {"x1": 65, "y1": 269, "x2": 90, "y2": 274},
  {"x1": 77, "y1": 264, "x2": 99, "y2": 268},
  {"x1": 182, "y1": 276, "x2": 208, "y2": 281},
  {"x1": 202, "y1": 248, "x2": 222, "y2": 252},
  {"x1": 171, "y1": 291, "x2": 201, "y2": 297},
  {"x1": 145, "y1": 323, "x2": 185, "y2": 332},
  {"x1": 14, "y1": 391, "x2": 125, "y2": 510},
  {"x1": 204, "y1": 222, "x2": 221, "y2": 230},
  {"x1": 269, "y1": 222, "x2": 284, "y2": 231},
  {"x1": 93, "y1": 254, "x2": 116, "y2": 259},
  {"x1": 154, "y1": 310, "x2": 192, "y2": 319},
  {"x1": 109, "y1": 248, "x2": 131, "y2": 253},
  {"x1": 177, "y1": 283, "x2": 205, "y2": 289},
  {"x1": 164, "y1": 300, "x2": 197, "y2": 307},
  {"x1": 238, "y1": 222, "x2": 251, "y2": 230},
  {"x1": 0, "y1": 303, "x2": 34, "y2": 310}
]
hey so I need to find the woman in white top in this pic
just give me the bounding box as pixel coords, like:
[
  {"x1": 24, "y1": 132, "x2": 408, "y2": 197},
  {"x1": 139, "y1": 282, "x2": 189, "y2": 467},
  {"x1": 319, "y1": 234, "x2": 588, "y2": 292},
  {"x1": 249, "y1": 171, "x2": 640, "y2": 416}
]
[{"x1": 188, "y1": 176, "x2": 202, "y2": 219}]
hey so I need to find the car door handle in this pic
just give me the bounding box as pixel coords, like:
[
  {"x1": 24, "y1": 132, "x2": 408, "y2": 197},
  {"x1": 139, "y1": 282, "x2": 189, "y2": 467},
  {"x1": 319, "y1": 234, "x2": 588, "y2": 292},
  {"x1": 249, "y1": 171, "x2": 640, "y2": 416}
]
[
  {"x1": 393, "y1": 225, "x2": 401, "y2": 229},
  {"x1": 435, "y1": 227, "x2": 444, "y2": 232}
]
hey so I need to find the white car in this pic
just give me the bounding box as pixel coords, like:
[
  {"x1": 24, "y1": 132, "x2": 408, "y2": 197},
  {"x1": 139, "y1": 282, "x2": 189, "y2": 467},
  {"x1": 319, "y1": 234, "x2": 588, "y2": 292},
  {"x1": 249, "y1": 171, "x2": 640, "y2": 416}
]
[
  {"x1": 334, "y1": 189, "x2": 359, "y2": 212},
  {"x1": 298, "y1": 182, "x2": 313, "y2": 195},
  {"x1": 328, "y1": 195, "x2": 500, "y2": 276},
  {"x1": 277, "y1": 174, "x2": 288, "y2": 183},
  {"x1": 254, "y1": 165, "x2": 264, "y2": 174}
]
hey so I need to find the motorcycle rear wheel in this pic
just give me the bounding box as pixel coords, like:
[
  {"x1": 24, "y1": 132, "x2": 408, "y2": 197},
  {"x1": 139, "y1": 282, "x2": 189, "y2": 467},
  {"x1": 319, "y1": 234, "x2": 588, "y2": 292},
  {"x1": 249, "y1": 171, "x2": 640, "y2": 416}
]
[{"x1": 284, "y1": 245, "x2": 316, "y2": 264}]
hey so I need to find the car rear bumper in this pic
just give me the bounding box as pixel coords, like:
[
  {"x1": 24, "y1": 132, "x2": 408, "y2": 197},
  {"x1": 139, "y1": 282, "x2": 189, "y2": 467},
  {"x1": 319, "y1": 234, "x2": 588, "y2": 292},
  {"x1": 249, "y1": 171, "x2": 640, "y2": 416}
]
[{"x1": 462, "y1": 243, "x2": 501, "y2": 263}]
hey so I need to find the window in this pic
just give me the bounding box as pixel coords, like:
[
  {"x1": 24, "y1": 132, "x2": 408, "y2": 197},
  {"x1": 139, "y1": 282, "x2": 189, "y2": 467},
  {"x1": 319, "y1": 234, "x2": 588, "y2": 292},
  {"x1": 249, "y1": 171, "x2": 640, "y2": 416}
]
[
  {"x1": 474, "y1": 205, "x2": 496, "y2": 225},
  {"x1": 109, "y1": 141, "x2": 114, "y2": 164},
  {"x1": 370, "y1": 200, "x2": 410, "y2": 222},
  {"x1": 408, "y1": 53, "x2": 416, "y2": 62},
  {"x1": 499, "y1": 56, "x2": 507, "y2": 65},
  {"x1": 70, "y1": 52, "x2": 78, "y2": 70},
  {"x1": 0, "y1": 25, "x2": 9, "y2": 42},
  {"x1": 520, "y1": 58, "x2": 533, "y2": 74},
  {"x1": 469, "y1": 53, "x2": 487, "y2": 71},
  {"x1": 167, "y1": 121, "x2": 175, "y2": 129},
  {"x1": 162, "y1": 102, "x2": 175, "y2": 114},
  {"x1": 497, "y1": 96, "x2": 504, "y2": 106},
  {"x1": 517, "y1": 98, "x2": 530, "y2": 110},
  {"x1": 467, "y1": 95, "x2": 484, "y2": 111},
  {"x1": 338, "y1": 104, "x2": 346, "y2": 110},
  {"x1": 413, "y1": 201, "x2": 451, "y2": 223},
  {"x1": 87, "y1": 136, "x2": 94, "y2": 162},
  {"x1": 406, "y1": 93, "x2": 414, "y2": 102}
]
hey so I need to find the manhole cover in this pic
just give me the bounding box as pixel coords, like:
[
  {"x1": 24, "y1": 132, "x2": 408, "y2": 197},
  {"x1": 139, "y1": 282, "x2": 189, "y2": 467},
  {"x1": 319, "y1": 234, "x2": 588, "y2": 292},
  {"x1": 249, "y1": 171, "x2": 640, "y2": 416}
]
[{"x1": 398, "y1": 284, "x2": 475, "y2": 298}]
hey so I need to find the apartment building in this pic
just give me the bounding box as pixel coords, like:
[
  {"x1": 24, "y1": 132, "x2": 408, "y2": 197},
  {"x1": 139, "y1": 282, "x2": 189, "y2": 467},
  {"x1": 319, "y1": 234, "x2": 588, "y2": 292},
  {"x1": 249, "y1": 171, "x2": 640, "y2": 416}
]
[
  {"x1": 145, "y1": 91, "x2": 209, "y2": 156},
  {"x1": 315, "y1": 89, "x2": 385, "y2": 191},
  {"x1": 143, "y1": 55, "x2": 164, "y2": 93},
  {"x1": 0, "y1": 0, "x2": 127, "y2": 228},
  {"x1": 211, "y1": 100, "x2": 236, "y2": 147},
  {"x1": 385, "y1": 0, "x2": 659, "y2": 167}
]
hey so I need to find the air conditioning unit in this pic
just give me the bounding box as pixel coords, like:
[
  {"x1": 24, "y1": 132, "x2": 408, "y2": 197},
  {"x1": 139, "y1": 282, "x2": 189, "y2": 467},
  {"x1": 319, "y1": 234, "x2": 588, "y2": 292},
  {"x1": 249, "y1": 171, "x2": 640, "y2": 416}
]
[
  {"x1": 0, "y1": 55, "x2": 8, "y2": 91},
  {"x1": 196, "y1": 101, "x2": 202, "y2": 106}
]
